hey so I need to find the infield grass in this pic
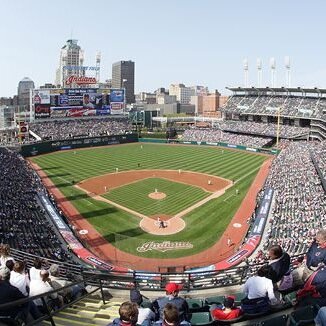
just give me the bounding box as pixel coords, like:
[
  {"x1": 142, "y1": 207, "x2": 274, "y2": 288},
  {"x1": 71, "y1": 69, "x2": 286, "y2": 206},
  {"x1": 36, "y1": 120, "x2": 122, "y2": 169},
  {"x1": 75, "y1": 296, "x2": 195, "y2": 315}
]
[
  {"x1": 104, "y1": 178, "x2": 209, "y2": 216},
  {"x1": 31, "y1": 143, "x2": 268, "y2": 259}
]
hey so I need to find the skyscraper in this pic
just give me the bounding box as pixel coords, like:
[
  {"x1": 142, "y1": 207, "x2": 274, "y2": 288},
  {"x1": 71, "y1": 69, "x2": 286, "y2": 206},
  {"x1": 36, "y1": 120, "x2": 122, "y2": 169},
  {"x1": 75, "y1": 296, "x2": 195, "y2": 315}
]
[
  {"x1": 112, "y1": 60, "x2": 135, "y2": 104},
  {"x1": 17, "y1": 77, "x2": 35, "y2": 107},
  {"x1": 55, "y1": 39, "x2": 84, "y2": 87}
]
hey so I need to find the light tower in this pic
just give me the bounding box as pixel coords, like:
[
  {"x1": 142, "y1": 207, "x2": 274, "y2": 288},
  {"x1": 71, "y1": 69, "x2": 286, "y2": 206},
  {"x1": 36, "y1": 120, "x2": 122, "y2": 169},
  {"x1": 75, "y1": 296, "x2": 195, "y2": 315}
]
[
  {"x1": 270, "y1": 57, "x2": 276, "y2": 87},
  {"x1": 285, "y1": 56, "x2": 291, "y2": 87},
  {"x1": 95, "y1": 51, "x2": 101, "y2": 82},
  {"x1": 243, "y1": 58, "x2": 249, "y2": 87},
  {"x1": 257, "y1": 58, "x2": 262, "y2": 87}
]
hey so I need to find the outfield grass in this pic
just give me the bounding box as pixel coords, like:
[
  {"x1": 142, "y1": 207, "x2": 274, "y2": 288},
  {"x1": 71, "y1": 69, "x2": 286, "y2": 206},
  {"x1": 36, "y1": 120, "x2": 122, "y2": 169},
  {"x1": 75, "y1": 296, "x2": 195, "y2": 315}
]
[{"x1": 31, "y1": 143, "x2": 268, "y2": 259}]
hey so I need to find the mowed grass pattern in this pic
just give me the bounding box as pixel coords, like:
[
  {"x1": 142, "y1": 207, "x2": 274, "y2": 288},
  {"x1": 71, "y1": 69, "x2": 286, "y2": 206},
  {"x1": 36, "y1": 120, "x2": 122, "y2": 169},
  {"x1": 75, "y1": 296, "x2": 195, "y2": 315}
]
[
  {"x1": 31, "y1": 143, "x2": 268, "y2": 259},
  {"x1": 104, "y1": 178, "x2": 209, "y2": 216}
]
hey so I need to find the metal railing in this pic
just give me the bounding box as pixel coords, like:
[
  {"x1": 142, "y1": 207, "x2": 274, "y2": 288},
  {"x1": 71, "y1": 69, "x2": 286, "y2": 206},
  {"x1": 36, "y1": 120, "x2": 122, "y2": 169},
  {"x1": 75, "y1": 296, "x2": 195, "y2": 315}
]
[{"x1": 0, "y1": 274, "x2": 105, "y2": 326}]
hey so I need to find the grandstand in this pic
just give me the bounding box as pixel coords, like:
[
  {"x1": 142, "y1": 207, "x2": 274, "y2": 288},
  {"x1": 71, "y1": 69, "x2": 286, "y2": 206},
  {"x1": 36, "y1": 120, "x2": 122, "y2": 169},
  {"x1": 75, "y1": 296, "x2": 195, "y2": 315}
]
[
  {"x1": 221, "y1": 87, "x2": 326, "y2": 141},
  {"x1": 1, "y1": 101, "x2": 326, "y2": 324}
]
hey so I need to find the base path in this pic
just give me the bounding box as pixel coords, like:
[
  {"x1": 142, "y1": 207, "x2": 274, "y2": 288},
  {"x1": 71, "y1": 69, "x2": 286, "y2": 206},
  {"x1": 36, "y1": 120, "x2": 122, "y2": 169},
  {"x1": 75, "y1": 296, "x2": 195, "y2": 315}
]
[
  {"x1": 30, "y1": 159, "x2": 272, "y2": 272},
  {"x1": 78, "y1": 169, "x2": 230, "y2": 194}
]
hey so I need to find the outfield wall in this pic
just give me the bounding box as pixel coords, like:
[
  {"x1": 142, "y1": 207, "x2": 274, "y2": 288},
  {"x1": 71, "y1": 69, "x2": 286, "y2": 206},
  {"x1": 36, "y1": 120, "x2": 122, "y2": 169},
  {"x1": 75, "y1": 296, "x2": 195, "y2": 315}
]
[
  {"x1": 20, "y1": 133, "x2": 138, "y2": 157},
  {"x1": 140, "y1": 138, "x2": 280, "y2": 155}
]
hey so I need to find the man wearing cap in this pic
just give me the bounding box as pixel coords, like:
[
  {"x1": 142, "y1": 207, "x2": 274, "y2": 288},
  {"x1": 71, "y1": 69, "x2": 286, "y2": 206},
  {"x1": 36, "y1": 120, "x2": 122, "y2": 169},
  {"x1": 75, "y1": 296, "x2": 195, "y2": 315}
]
[
  {"x1": 210, "y1": 296, "x2": 243, "y2": 321},
  {"x1": 153, "y1": 282, "x2": 189, "y2": 321}
]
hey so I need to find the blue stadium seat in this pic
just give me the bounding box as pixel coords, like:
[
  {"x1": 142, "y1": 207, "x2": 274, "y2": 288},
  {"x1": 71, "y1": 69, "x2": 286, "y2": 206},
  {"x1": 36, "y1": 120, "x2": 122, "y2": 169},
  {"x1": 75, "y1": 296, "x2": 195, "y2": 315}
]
[
  {"x1": 205, "y1": 295, "x2": 225, "y2": 305},
  {"x1": 186, "y1": 298, "x2": 208, "y2": 312},
  {"x1": 288, "y1": 305, "x2": 318, "y2": 325},
  {"x1": 188, "y1": 312, "x2": 214, "y2": 326},
  {"x1": 258, "y1": 314, "x2": 288, "y2": 326}
]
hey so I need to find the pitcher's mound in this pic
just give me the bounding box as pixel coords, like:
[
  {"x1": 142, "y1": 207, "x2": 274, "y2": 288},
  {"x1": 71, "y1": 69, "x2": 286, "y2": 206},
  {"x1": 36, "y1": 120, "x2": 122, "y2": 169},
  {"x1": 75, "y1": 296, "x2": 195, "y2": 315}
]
[{"x1": 148, "y1": 192, "x2": 166, "y2": 200}]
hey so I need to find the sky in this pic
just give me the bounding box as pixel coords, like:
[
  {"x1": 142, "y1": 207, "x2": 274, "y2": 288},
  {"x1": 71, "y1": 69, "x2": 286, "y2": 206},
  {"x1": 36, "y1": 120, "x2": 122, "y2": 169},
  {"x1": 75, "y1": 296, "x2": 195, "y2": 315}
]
[{"x1": 1, "y1": 0, "x2": 326, "y2": 97}]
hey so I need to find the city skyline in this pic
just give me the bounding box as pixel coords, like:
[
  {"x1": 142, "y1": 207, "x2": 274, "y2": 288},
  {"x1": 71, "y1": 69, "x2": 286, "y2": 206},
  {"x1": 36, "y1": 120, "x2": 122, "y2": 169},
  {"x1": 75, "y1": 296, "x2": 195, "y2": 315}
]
[{"x1": 1, "y1": 0, "x2": 326, "y2": 97}]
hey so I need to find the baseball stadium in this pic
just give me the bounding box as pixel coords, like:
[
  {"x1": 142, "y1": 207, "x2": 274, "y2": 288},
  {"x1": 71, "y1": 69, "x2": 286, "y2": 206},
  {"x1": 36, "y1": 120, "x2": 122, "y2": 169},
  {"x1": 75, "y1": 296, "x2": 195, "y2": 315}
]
[{"x1": 1, "y1": 86, "x2": 326, "y2": 325}]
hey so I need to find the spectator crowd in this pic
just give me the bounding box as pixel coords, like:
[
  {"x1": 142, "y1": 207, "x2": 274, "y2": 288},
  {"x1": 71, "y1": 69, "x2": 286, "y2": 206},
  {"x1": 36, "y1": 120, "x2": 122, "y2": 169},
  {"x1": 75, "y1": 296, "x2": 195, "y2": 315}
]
[
  {"x1": 29, "y1": 117, "x2": 132, "y2": 141},
  {"x1": 222, "y1": 94, "x2": 326, "y2": 119},
  {"x1": 0, "y1": 147, "x2": 70, "y2": 261},
  {"x1": 182, "y1": 128, "x2": 272, "y2": 148}
]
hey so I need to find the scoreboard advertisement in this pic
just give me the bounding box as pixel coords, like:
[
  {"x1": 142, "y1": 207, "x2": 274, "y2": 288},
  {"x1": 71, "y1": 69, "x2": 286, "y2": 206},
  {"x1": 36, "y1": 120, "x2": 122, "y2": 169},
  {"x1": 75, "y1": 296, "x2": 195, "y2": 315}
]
[{"x1": 33, "y1": 88, "x2": 125, "y2": 119}]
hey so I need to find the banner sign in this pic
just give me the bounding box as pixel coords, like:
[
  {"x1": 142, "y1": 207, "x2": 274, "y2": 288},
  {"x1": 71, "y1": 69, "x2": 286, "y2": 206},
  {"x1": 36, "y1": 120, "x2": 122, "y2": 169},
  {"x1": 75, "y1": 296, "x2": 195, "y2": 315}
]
[
  {"x1": 63, "y1": 65, "x2": 100, "y2": 71},
  {"x1": 33, "y1": 88, "x2": 125, "y2": 118},
  {"x1": 38, "y1": 193, "x2": 127, "y2": 272},
  {"x1": 186, "y1": 188, "x2": 274, "y2": 272}
]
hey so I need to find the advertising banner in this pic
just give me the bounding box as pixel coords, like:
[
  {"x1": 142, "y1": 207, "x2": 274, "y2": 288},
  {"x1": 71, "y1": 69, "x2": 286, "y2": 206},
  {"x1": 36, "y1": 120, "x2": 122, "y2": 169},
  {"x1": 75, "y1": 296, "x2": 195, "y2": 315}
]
[
  {"x1": 33, "y1": 88, "x2": 123, "y2": 119},
  {"x1": 33, "y1": 90, "x2": 50, "y2": 104},
  {"x1": 110, "y1": 89, "x2": 125, "y2": 102},
  {"x1": 34, "y1": 104, "x2": 51, "y2": 119},
  {"x1": 37, "y1": 193, "x2": 127, "y2": 271}
]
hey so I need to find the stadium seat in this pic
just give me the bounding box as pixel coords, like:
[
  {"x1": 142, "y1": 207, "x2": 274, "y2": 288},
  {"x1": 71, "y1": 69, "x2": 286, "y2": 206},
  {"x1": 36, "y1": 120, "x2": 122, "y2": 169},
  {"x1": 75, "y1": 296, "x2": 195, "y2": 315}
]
[
  {"x1": 233, "y1": 291, "x2": 245, "y2": 304},
  {"x1": 213, "y1": 315, "x2": 244, "y2": 325},
  {"x1": 288, "y1": 305, "x2": 318, "y2": 325},
  {"x1": 186, "y1": 298, "x2": 208, "y2": 312},
  {"x1": 140, "y1": 299, "x2": 152, "y2": 309},
  {"x1": 205, "y1": 295, "x2": 225, "y2": 305},
  {"x1": 188, "y1": 312, "x2": 214, "y2": 326},
  {"x1": 258, "y1": 314, "x2": 288, "y2": 326},
  {"x1": 283, "y1": 291, "x2": 297, "y2": 306}
]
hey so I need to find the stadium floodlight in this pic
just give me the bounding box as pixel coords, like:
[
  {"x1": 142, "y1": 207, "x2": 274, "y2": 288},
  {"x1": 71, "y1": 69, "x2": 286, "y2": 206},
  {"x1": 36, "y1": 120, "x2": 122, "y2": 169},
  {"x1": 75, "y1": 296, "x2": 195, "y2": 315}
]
[
  {"x1": 270, "y1": 57, "x2": 276, "y2": 87},
  {"x1": 257, "y1": 58, "x2": 262, "y2": 88},
  {"x1": 285, "y1": 56, "x2": 291, "y2": 87},
  {"x1": 243, "y1": 58, "x2": 249, "y2": 87}
]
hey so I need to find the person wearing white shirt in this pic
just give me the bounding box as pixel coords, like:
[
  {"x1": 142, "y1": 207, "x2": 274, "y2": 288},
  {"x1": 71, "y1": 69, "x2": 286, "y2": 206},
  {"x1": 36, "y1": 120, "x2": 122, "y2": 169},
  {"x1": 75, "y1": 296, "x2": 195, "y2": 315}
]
[
  {"x1": 0, "y1": 244, "x2": 15, "y2": 267},
  {"x1": 29, "y1": 270, "x2": 60, "y2": 309},
  {"x1": 29, "y1": 258, "x2": 42, "y2": 281},
  {"x1": 241, "y1": 265, "x2": 279, "y2": 314},
  {"x1": 10, "y1": 261, "x2": 30, "y2": 296}
]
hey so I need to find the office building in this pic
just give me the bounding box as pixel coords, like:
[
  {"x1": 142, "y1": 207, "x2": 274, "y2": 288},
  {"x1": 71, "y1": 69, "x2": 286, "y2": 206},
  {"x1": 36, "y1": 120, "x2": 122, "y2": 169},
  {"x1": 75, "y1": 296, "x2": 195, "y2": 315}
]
[
  {"x1": 112, "y1": 60, "x2": 135, "y2": 104},
  {"x1": 17, "y1": 77, "x2": 35, "y2": 107},
  {"x1": 55, "y1": 39, "x2": 84, "y2": 87}
]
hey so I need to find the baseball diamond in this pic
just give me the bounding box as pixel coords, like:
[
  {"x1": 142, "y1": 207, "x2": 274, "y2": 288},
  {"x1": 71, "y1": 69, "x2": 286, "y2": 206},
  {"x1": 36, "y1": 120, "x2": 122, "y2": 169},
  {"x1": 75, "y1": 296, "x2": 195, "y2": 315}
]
[{"x1": 30, "y1": 142, "x2": 270, "y2": 270}]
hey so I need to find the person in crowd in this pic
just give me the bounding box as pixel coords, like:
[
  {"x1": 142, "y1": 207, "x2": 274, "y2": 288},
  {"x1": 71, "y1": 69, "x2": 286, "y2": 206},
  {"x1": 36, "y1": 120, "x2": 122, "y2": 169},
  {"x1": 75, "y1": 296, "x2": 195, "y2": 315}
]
[
  {"x1": 29, "y1": 269, "x2": 62, "y2": 312},
  {"x1": 29, "y1": 258, "x2": 43, "y2": 281},
  {"x1": 241, "y1": 265, "x2": 278, "y2": 314},
  {"x1": 268, "y1": 244, "x2": 291, "y2": 284},
  {"x1": 153, "y1": 283, "x2": 189, "y2": 321},
  {"x1": 315, "y1": 306, "x2": 326, "y2": 326},
  {"x1": 153, "y1": 303, "x2": 191, "y2": 326},
  {"x1": 106, "y1": 301, "x2": 139, "y2": 326},
  {"x1": 306, "y1": 229, "x2": 326, "y2": 270},
  {"x1": 49, "y1": 263, "x2": 85, "y2": 302},
  {"x1": 0, "y1": 244, "x2": 15, "y2": 266},
  {"x1": 210, "y1": 295, "x2": 242, "y2": 321},
  {"x1": 0, "y1": 265, "x2": 29, "y2": 321},
  {"x1": 10, "y1": 261, "x2": 30, "y2": 296},
  {"x1": 292, "y1": 229, "x2": 326, "y2": 287},
  {"x1": 129, "y1": 287, "x2": 155, "y2": 325},
  {"x1": 296, "y1": 266, "x2": 326, "y2": 307},
  {"x1": 5, "y1": 259, "x2": 15, "y2": 272}
]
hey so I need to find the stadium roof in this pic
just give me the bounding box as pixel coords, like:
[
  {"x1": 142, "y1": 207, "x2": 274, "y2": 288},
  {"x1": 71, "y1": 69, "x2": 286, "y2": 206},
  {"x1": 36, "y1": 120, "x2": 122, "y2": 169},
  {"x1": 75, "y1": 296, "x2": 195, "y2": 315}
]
[{"x1": 226, "y1": 87, "x2": 326, "y2": 94}]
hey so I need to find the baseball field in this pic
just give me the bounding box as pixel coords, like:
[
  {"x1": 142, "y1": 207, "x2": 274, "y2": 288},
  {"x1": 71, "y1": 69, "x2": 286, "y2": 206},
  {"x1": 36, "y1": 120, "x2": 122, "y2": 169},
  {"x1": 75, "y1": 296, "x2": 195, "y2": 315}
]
[{"x1": 31, "y1": 143, "x2": 269, "y2": 265}]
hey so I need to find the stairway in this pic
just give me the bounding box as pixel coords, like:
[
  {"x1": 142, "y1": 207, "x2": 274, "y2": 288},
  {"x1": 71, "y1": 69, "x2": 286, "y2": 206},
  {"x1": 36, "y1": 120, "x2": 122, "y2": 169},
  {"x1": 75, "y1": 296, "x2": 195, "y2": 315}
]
[{"x1": 40, "y1": 293, "x2": 123, "y2": 326}]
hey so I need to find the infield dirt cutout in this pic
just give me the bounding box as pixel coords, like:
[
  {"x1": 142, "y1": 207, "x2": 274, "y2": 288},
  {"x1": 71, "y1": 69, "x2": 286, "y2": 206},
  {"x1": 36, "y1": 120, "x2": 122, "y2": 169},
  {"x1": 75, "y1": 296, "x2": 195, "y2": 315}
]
[{"x1": 76, "y1": 169, "x2": 232, "y2": 235}]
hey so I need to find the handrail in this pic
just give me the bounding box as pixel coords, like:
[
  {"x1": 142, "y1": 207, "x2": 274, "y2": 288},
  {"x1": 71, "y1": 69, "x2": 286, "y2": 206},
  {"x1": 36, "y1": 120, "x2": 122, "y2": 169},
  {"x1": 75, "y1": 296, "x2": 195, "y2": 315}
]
[
  {"x1": 9, "y1": 248, "x2": 306, "y2": 291},
  {"x1": 0, "y1": 274, "x2": 104, "y2": 326}
]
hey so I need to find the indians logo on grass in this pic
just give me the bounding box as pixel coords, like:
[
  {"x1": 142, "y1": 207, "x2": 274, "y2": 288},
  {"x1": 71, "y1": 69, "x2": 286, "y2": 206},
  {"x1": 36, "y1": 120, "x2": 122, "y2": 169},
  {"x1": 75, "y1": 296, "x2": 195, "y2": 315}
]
[{"x1": 137, "y1": 241, "x2": 193, "y2": 252}]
